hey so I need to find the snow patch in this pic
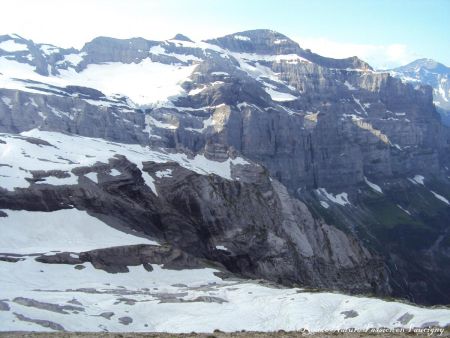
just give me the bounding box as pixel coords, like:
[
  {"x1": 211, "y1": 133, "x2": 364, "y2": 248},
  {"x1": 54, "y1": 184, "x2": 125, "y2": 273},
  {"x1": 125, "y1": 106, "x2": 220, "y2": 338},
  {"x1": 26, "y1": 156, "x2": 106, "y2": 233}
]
[
  {"x1": 431, "y1": 191, "x2": 450, "y2": 205},
  {"x1": 1, "y1": 96, "x2": 12, "y2": 107},
  {"x1": 273, "y1": 39, "x2": 288, "y2": 44},
  {"x1": 352, "y1": 95, "x2": 368, "y2": 115},
  {"x1": 40, "y1": 44, "x2": 59, "y2": 55},
  {"x1": 109, "y1": 168, "x2": 121, "y2": 176},
  {"x1": 211, "y1": 71, "x2": 229, "y2": 76},
  {"x1": 233, "y1": 35, "x2": 251, "y2": 41},
  {"x1": 364, "y1": 177, "x2": 383, "y2": 193},
  {"x1": 61, "y1": 53, "x2": 86, "y2": 66},
  {"x1": 397, "y1": 205, "x2": 411, "y2": 215},
  {"x1": 145, "y1": 115, "x2": 178, "y2": 130},
  {"x1": 39, "y1": 173, "x2": 78, "y2": 186},
  {"x1": 0, "y1": 40, "x2": 28, "y2": 52},
  {"x1": 320, "y1": 201, "x2": 330, "y2": 209},
  {"x1": 84, "y1": 172, "x2": 98, "y2": 183},
  {"x1": 316, "y1": 188, "x2": 351, "y2": 206},
  {"x1": 344, "y1": 81, "x2": 357, "y2": 90},
  {"x1": 155, "y1": 169, "x2": 173, "y2": 178},
  {"x1": 264, "y1": 87, "x2": 297, "y2": 102},
  {"x1": 141, "y1": 170, "x2": 158, "y2": 195},
  {"x1": 409, "y1": 175, "x2": 425, "y2": 185}
]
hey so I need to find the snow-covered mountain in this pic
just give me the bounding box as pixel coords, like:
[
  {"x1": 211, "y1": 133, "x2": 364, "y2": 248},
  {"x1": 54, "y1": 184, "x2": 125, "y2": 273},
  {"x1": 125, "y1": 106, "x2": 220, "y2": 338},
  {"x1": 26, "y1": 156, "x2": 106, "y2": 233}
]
[
  {"x1": 390, "y1": 58, "x2": 450, "y2": 125},
  {"x1": 1, "y1": 30, "x2": 450, "y2": 333}
]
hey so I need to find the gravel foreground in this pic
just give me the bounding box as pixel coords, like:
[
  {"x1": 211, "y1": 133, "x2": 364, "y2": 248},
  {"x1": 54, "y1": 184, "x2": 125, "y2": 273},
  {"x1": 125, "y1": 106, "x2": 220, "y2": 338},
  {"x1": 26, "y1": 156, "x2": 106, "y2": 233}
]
[{"x1": 1, "y1": 329, "x2": 449, "y2": 338}]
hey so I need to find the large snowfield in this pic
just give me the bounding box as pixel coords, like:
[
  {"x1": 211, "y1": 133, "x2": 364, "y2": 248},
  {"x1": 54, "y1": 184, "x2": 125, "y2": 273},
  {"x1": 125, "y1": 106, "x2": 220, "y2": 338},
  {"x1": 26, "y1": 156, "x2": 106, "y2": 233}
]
[
  {"x1": 0, "y1": 204, "x2": 450, "y2": 333},
  {"x1": 1, "y1": 243, "x2": 450, "y2": 332},
  {"x1": 1, "y1": 230, "x2": 450, "y2": 332}
]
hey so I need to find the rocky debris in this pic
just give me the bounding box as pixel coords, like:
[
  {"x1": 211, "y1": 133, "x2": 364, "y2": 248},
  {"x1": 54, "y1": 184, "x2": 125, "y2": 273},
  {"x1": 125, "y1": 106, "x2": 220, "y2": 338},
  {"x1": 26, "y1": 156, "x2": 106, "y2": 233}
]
[
  {"x1": 67, "y1": 298, "x2": 82, "y2": 306},
  {"x1": 191, "y1": 296, "x2": 227, "y2": 304},
  {"x1": 118, "y1": 316, "x2": 133, "y2": 325},
  {"x1": 142, "y1": 262, "x2": 153, "y2": 271},
  {"x1": 13, "y1": 312, "x2": 65, "y2": 331},
  {"x1": 36, "y1": 252, "x2": 83, "y2": 265},
  {"x1": 155, "y1": 292, "x2": 189, "y2": 303},
  {"x1": 0, "y1": 299, "x2": 10, "y2": 311},
  {"x1": 397, "y1": 312, "x2": 414, "y2": 325},
  {"x1": 340, "y1": 310, "x2": 359, "y2": 319},
  {"x1": 157, "y1": 295, "x2": 227, "y2": 304},
  {"x1": 422, "y1": 321, "x2": 440, "y2": 328},
  {"x1": 98, "y1": 312, "x2": 115, "y2": 320},
  {"x1": 13, "y1": 297, "x2": 84, "y2": 314},
  {"x1": 43, "y1": 244, "x2": 216, "y2": 274},
  {"x1": 0, "y1": 255, "x2": 24, "y2": 262},
  {"x1": 114, "y1": 298, "x2": 136, "y2": 305}
]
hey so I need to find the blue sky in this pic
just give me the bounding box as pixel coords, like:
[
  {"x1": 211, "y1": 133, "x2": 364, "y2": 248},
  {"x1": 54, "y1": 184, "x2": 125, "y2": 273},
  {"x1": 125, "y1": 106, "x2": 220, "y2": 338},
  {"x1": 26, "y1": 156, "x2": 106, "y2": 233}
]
[{"x1": 0, "y1": 0, "x2": 448, "y2": 68}]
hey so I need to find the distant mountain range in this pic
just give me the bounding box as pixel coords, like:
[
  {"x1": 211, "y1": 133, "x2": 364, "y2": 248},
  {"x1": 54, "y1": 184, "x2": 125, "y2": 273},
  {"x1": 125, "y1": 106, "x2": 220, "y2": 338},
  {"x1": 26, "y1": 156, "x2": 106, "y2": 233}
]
[{"x1": 389, "y1": 58, "x2": 450, "y2": 125}]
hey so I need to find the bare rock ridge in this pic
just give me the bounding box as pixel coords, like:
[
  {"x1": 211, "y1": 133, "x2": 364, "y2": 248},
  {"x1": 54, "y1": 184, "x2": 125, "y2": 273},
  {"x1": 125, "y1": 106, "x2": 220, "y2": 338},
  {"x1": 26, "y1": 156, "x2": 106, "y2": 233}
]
[{"x1": 1, "y1": 29, "x2": 450, "y2": 305}]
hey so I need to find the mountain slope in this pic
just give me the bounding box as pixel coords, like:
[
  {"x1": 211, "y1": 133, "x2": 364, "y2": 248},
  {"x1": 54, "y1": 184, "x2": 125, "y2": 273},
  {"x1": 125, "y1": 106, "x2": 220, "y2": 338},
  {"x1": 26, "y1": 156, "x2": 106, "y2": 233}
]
[{"x1": 1, "y1": 29, "x2": 450, "y2": 324}]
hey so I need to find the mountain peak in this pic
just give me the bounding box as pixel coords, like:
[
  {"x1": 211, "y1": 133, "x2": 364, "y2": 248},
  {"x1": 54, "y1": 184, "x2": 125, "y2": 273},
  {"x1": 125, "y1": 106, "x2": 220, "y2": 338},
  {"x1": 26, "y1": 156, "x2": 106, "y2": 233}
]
[
  {"x1": 204, "y1": 29, "x2": 302, "y2": 55},
  {"x1": 393, "y1": 58, "x2": 449, "y2": 74},
  {"x1": 171, "y1": 33, "x2": 193, "y2": 42}
]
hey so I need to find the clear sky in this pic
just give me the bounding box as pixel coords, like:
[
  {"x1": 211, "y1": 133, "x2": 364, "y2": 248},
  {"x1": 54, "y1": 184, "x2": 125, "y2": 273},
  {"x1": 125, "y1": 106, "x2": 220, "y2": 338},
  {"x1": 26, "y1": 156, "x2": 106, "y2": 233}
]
[{"x1": 0, "y1": 0, "x2": 448, "y2": 69}]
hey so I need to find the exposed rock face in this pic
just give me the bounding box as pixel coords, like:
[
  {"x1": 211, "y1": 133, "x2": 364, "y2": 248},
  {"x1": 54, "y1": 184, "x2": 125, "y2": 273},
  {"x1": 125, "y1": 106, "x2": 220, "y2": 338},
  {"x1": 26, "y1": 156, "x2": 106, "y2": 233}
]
[
  {"x1": 1, "y1": 29, "x2": 450, "y2": 305},
  {"x1": 0, "y1": 88, "x2": 147, "y2": 143},
  {"x1": 0, "y1": 153, "x2": 389, "y2": 296}
]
